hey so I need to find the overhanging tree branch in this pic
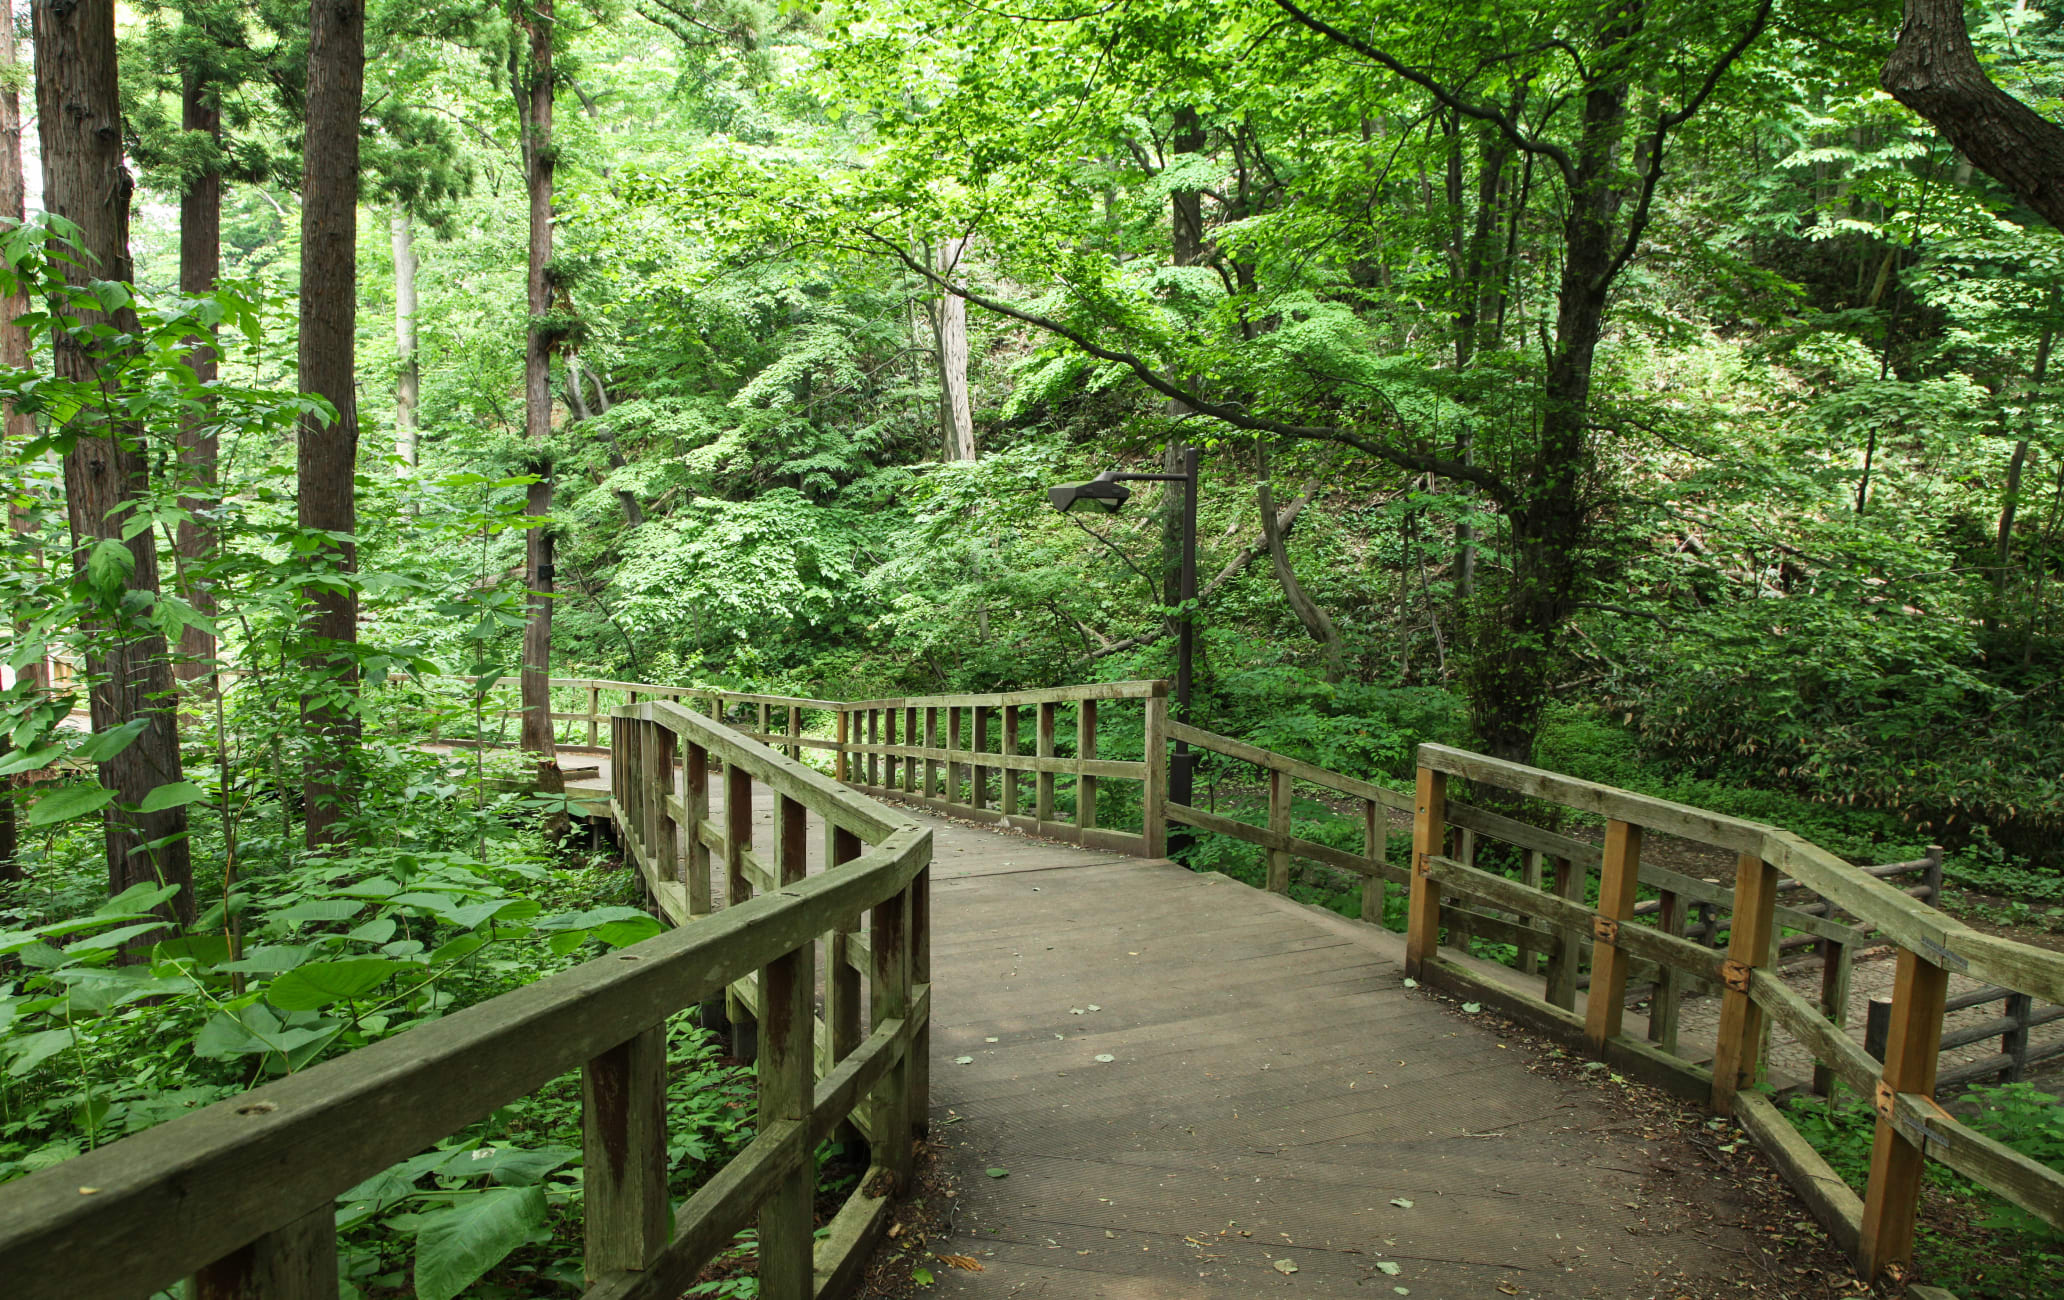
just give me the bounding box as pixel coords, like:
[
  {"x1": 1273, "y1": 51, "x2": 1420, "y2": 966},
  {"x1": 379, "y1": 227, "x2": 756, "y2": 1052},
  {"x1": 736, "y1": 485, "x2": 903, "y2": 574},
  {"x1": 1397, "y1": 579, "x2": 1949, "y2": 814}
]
[{"x1": 853, "y1": 230, "x2": 1513, "y2": 500}]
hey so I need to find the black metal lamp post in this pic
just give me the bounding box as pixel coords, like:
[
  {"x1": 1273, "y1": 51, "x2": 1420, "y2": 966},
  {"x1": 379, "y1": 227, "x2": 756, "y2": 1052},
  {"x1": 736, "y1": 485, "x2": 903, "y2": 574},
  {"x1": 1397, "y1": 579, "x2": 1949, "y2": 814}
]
[{"x1": 1048, "y1": 447, "x2": 1200, "y2": 815}]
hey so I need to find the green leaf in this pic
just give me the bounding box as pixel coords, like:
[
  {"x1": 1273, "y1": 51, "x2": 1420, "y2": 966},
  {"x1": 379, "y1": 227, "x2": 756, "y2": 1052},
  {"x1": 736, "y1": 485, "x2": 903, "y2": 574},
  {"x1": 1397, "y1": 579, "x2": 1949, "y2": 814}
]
[
  {"x1": 85, "y1": 537, "x2": 134, "y2": 592},
  {"x1": 594, "y1": 916, "x2": 661, "y2": 948},
  {"x1": 436, "y1": 1144, "x2": 578, "y2": 1187},
  {"x1": 69, "y1": 719, "x2": 146, "y2": 764},
  {"x1": 138, "y1": 780, "x2": 207, "y2": 813},
  {"x1": 912, "y1": 1267, "x2": 935, "y2": 1286},
  {"x1": 6, "y1": 1028, "x2": 73, "y2": 1077},
  {"x1": 412, "y1": 1185, "x2": 548, "y2": 1300},
  {"x1": 267, "y1": 958, "x2": 411, "y2": 1010},
  {"x1": 272, "y1": 899, "x2": 365, "y2": 926},
  {"x1": 27, "y1": 783, "x2": 114, "y2": 826},
  {"x1": 98, "y1": 881, "x2": 180, "y2": 917}
]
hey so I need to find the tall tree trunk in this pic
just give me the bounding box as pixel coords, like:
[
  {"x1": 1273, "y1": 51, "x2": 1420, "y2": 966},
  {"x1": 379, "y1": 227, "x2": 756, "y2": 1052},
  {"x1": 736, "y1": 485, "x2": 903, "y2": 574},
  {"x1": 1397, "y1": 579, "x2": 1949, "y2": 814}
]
[
  {"x1": 1883, "y1": 0, "x2": 2064, "y2": 229},
  {"x1": 0, "y1": 13, "x2": 32, "y2": 885},
  {"x1": 516, "y1": 0, "x2": 557, "y2": 762},
  {"x1": 391, "y1": 209, "x2": 419, "y2": 469},
  {"x1": 175, "y1": 56, "x2": 222, "y2": 687},
  {"x1": 1165, "y1": 106, "x2": 1207, "y2": 612},
  {"x1": 936, "y1": 236, "x2": 975, "y2": 461},
  {"x1": 1464, "y1": 50, "x2": 1632, "y2": 766},
  {"x1": 297, "y1": 0, "x2": 365, "y2": 846},
  {"x1": 33, "y1": 0, "x2": 195, "y2": 923}
]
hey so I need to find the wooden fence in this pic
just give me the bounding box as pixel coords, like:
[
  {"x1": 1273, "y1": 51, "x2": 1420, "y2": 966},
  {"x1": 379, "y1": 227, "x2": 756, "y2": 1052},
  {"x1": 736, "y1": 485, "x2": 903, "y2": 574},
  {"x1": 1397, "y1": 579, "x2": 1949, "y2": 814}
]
[{"x1": 0, "y1": 698, "x2": 932, "y2": 1300}]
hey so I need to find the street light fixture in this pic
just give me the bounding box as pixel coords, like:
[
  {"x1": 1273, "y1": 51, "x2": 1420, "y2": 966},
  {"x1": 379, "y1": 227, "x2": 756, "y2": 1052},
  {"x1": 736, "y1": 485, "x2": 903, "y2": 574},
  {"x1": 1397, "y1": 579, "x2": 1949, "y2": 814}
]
[{"x1": 1048, "y1": 448, "x2": 1200, "y2": 822}]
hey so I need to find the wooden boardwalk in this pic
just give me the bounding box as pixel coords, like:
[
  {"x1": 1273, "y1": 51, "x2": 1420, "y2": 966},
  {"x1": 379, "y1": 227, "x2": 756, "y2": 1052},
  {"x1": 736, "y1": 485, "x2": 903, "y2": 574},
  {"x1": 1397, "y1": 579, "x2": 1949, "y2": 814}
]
[{"x1": 566, "y1": 747, "x2": 1782, "y2": 1299}]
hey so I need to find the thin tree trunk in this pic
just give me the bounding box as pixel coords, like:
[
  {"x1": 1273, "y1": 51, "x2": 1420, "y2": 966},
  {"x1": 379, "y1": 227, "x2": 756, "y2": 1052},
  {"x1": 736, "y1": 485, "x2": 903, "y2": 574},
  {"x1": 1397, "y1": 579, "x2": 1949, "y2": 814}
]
[
  {"x1": 1994, "y1": 309, "x2": 2056, "y2": 612},
  {"x1": 516, "y1": 0, "x2": 557, "y2": 762},
  {"x1": 0, "y1": 13, "x2": 31, "y2": 884},
  {"x1": 33, "y1": 0, "x2": 195, "y2": 923},
  {"x1": 936, "y1": 236, "x2": 975, "y2": 460},
  {"x1": 296, "y1": 0, "x2": 365, "y2": 846},
  {"x1": 175, "y1": 55, "x2": 222, "y2": 687},
  {"x1": 567, "y1": 353, "x2": 643, "y2": 527},
  {"x1": 1255, "y1": 448, "x2": 1345, "y2": 682},
  {"x1": 391, "y1": 209, "x2": 419, "y2": 469}
]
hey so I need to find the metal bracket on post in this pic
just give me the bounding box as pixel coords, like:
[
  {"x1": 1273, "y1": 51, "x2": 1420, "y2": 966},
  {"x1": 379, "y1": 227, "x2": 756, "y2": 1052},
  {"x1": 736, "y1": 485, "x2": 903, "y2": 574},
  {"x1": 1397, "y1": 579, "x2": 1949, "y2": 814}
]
[
  {"x1": 1876, "y1": 1082, "x2": 1952, "y2": 1157},
  {"x1": 1591, "y1": 916, "x2": 1618, "y2": 945},
  {"x1": 1721, "y1": 959, "x2": 1752, "y2": 993},
  {"x1": 1915, "y1": 935, "x2": 1970, "y2": 973}
]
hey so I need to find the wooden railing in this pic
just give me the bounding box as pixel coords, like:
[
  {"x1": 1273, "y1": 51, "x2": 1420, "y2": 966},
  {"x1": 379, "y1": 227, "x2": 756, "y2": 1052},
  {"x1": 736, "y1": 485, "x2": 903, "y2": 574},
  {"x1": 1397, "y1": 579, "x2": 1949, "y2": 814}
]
[
  {"x1": 0, "y1": 699, "x2": 932, "y2": 1300},
  {"x1": 1402, "y1": 744, "x2": 2063, "y2": 1281},
  {"x1": 829, "y1": 681, "x2": 1169, "y2": 858}
]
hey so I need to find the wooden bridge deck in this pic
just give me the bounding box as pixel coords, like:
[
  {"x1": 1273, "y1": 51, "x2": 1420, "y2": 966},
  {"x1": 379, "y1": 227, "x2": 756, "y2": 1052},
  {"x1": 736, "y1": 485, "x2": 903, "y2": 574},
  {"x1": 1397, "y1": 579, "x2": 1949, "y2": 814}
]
[{"x1": 565, "y1": 756, "x2": 1773, "y2": 1297}]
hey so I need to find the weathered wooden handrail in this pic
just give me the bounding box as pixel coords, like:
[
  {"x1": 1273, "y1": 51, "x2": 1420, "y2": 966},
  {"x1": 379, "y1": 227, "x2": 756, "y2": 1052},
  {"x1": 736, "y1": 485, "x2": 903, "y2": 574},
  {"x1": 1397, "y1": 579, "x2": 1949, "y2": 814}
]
[
  {"x1": 0, "y1": 697, "x2": 932, "y2": 1300},
  {"x1": 1406, "y1": 743, "x2": 2064, "y2": 1280}
]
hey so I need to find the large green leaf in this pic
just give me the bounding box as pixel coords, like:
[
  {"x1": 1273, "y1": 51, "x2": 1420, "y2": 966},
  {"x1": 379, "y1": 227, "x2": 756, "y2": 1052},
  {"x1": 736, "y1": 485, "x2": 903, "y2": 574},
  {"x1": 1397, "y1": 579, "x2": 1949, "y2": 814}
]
[
  {"x1": 138, "y1": 780, "x2": 207, "y2": 813},
  {"x1": 267, "y1": 958, "x2": 411, "y2": 1010},
  {"x1": 412, "y1": 1185, "x2": 548, "y2": 1300},
  {"x1": 69, "y1": 718, "x2": 146, "y2": 763},
  {"x1": 271, "y1": 899, "x2": 365, "y2": 926},
  {"x1": 27, "y1": 783, "x2": 114, "y2": 826}
]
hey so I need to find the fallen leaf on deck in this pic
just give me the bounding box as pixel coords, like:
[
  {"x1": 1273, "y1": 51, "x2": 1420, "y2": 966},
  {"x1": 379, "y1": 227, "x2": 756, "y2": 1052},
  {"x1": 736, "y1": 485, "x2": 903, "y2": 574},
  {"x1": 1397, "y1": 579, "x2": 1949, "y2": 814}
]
[
  {"x1": 1377, "y1": 1261, "x2": 1402, "y2": 1276},
  {"x1": 954, "y1": 1055, "x2": 974, "y2": 1065},
  {"x1": 986, "y1": 1167, "x2": 1009, "y2": 1178},
  {"x1": 1389, "y1": 1198, "x2": 1414, "y2": 1209},
  {"x1": 938, "y1": 1254, "x2": 983, "y2": 1271},
  {"x1": 1462, "y1": 1002, "x2": 1482, "y2": 1014},
  {"x1": 1094, "y1": 1053, "x2": 1116, "y2": 1062},
  {"x1": 1273, "y1": 1259, "x2": 1299, "y2": 1274}
]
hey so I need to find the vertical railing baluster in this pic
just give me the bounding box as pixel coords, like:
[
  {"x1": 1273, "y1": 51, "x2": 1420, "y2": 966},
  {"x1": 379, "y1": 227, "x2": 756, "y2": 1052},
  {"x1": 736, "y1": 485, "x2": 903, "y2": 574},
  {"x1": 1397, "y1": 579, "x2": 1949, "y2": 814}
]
[
  {"x1": 1142, "y1": 689, "x2": 1168, "y2": 858},
  {"x1": 946, "y1": 706, "x2": 964, "y2": 807},
  {"x1": 1035, "y1": 702, "x2": 1056, "y2": 827},
  {"x1": 190, "y1": 1207, "x2": 339, "y2": 1299},
  {"x1": 757, "y1": 793, "x2": 815, "y2": 1300},
  {"x1": 1405, "y1": 764, "x2": 1447, "y2": 978},
  {"x1": 972, "y1": 706, "x2": 990, "y2": 813},
  {"x1": 1815, "y1": 936, "x2": 1853, "y2": 1098},
  {"x1": 870, "y1": 879, "x2": 914, "y2": 1188},
  {"x1": 1546, "y1": 855, "x2": 1582, "y2": 1010},
  {"x1": 1858, "y1": 947, "x2": 1949, "y2": 1279},
  {"x1": 1266, "y1": 766, "x2": 1291, "y2": 894},
  {"x1": 1649, "y1": 888, "x2": 1684, "y2": 1054},
  {"x1": 1585, "y1": 820, "x2": 1645, "y2": 1050},
  {"x1": 586, "y1": 683, "x2": 601, "y2": 749},
  {"x1": 924, "y1": 705, "x2": 940, "y2": 800},
  {"x1": 1360, "y1": 798, "x2": 1384, "y2": 926},
  {"x1": 827, "y1": 823, "x2": 864, "y2": 1140},
  {"x1": 1517, "y1": 848, "x2": 1543, "y2": 976},
  {"x1": 1001, "y1": 704, "x2": 1021, "y2": 820},
  {"x1": 1075, "y1": 700, "x2": 1096, "y2": 831},
  {"x1": 903, "y1": 706, "x2": 919, "y2": 794},
  {"x1": 883, "y1": 707, "x2": 898, "y2": 790},
  {"x1": 1711, "y1": 851, "x2": 1779, "y2": 1114},
  {"x1": 725, "y1": 764, "x2": 757, "y2": 1062},
  {"x1": 581, "y1": 1027, "x2": 669, "y2": 1285}
]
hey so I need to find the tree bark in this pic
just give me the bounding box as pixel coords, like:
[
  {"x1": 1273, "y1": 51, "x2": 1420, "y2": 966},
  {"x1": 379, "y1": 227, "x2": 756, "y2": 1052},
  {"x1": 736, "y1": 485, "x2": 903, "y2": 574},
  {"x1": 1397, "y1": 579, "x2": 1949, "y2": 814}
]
[
  {"x1": 567, "y1": 353, "x2": 643, "y2": 527},
  {"x1": 1995, "y1": 310, "x2": 2056, "y2": 612},
  {"x1": 391, "y1": 209, "x2": 419, "y2": 469},
  {"x1": 1256, "y1": 461, "x2": 1346, "y2": 683},
  {"x1": 0, "y1": 13, "x2": 30, "y2": 884},
  {"x1": 516, "y1": 0, "x2": 557, "y2": 761},
  {"x1": 935, "y1": 236, "x2": 975, "y2": 461},
  {"x1": 33, "y1": 0, "x2": 195, "y2": 923},
  {"x1": 1883, "y1": 0, "x2": 2064, "y2": 229},
  {"x1": 296, "y1": 0, "x2": 365, "y2": 846},
  {"x1": 175, "y1": 53, "x2": 222, "y2": 687}
]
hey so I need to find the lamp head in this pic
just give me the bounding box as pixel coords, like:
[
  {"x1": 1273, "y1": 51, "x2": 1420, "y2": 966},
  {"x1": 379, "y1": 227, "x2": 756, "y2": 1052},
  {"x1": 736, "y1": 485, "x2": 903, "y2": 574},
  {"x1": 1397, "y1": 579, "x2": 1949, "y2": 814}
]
[{"x1": 1048, "y1": 470, "x2": 1131, "y2": 514}]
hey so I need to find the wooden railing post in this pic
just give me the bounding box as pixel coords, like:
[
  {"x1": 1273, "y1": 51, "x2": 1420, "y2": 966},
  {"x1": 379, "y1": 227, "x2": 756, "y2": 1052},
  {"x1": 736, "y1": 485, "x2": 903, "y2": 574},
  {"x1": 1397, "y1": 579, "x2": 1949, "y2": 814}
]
[
  {"x1": 946, "y1": 706, "x2": 964, "y2": 806},
  {"x1": 972, "y1": 705, "x2": 991, "y2": 813},
  {"x1": 1360, "y1": 798, "x2": 1384, "y2": 926},
  {"x1": 2003, "y1": 991, "x2": 2034, "y2": 1083},
  {"x1": 1859, "y1": 947, "x2": 1950, "y2": 1279},
  {"x1": 586, "y1": 684, "x2": 601, "y2": 748},
  {"x1": 1266, "y1": 767, "x2": 1291, "y2": 894},
  {"x1": 725, "y1": 764, "x2": 757, "y2": 1062},
  {"x1": 581, "y1": 1026, "x2": 669, "y2": 1284},
  {"x1": 1034, "y1": 702, "x2": 1055, "y2": 824},
  {"x1": 647, "y1": 723, "x2": 679, "y2": 895},
  {"x1": 1001, "y1": 704, "x2": 1021, "y2": 818},
  {"x1": 758, "y1": 794, "x2": 816, "y2": 1300},
  {"x1": 1405, "y1": 765, "x2": 1447, "y2": 978},
  {"x1": 685, "y1": 741, "x2": 712, "y2": 915},
  {"x1": 1447, "y1": 827, "x2": 1478, "y2": 955},
  {"x1": 1585, "y1": 820, "x2": 1645, "y2": 1050},
  {"x1": 882, "y1": 707, "x2": 898, "y2": 790},
  {"x1": 1516, "y1": 849, "x2": 1543, "y2": 975},
  {"x1": 189, "y1": 1207, "x2": 338, "y2": 1299},
  {"x1": 1711, "y1": 851, "x2": 1779, "y2": 1114},
  {"x1": 903, "y1": 706, "x2": 919, "y2": 794},
  {"x1": 786, "y1": 704, "x2": 802, "y2": 762},
  {"x1": 1546, "y1": 855, "x2": 1582, "y2": 1010},
  {"x1": 1648, "y1": 887, "x2": 1685, "y2": 1054},
  {"x1": 1142, "y1": 691, "x2": 1167, "y2": 858},
  {"x1": 1815, "y1": 936, "x2": 1853, "y2": 1098},
  {"x1": 924, "y1": 705, "x2": 941, "y2": 800},
  {"x1": 869, "y1": 881, "x2": 915, "y2": 1188},
  {"x1": 834, "y1": 709, "x2": 849, "y2": 783},
  {"x1": 1075, "y1": 700, "x2": 1095, "y2": 829},
  {"x1": 827, "y1": 823, "x2": 864, "y2": 1140}
]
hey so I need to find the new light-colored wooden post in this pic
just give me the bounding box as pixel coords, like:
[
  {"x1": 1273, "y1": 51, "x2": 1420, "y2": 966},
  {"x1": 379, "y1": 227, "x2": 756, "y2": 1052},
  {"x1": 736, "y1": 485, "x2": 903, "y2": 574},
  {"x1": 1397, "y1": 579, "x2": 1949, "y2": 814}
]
[
  {"x1": 1405, "y1": 765, "x2": 1447, "y2": 978},
  {"x1": 870, "y1": 881, "x2": 914, "y2": 1187},
  {"x1": 586, "y1": 684, "x2": 601, "y2": 748},
  {"x1": 190, "y1": 1207, "x2": 339, "y2": 1299},
  {"x1": 1075, "y1": 700, "x2": 1097, "y2": 830},
  {"x1": 758, "y1": 796, "x2": 816, "y2": 1299},
  {"x1": 1141, "y1": 690, "x2": 1168, "y2": 857},
  {"x1": 685, "y1": 743, "x2": 711, "y2": 917},
  {"x1": 1546, "y1": 855, "x2": 1582, "y2": 1010},
  {"x1": 1034, "y1": 702, "x2": 1056, "y2": 825},
  {"x1": 581, "y1": 1026, "x2": 669, "y2": 1284},
  {"x1": 1711, "y1": 851, "x2": 1780, "y2": 1114},
  {"x1": 1001, "y1": 704, "x2": 1021, "y2": 817},
  {"x1": 1858, "y1": 946, "x2": 1950, "y2": 1279},
  {"x1": 972, "y1": 706, "x2": 991, "y2": 812},
  {"x1": 1585, "y1": 820, "x2": 1645, "y2": 1049},
  {"x1": 1360, "y1": 799, "x2": 1385, "y2": 926},
  {"x1": 1266, "y1": 767, "x2": 1292, "y2": 894},
  {"x1": 725, "y1": 764, "x2": 757, "y2": 1062}
]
